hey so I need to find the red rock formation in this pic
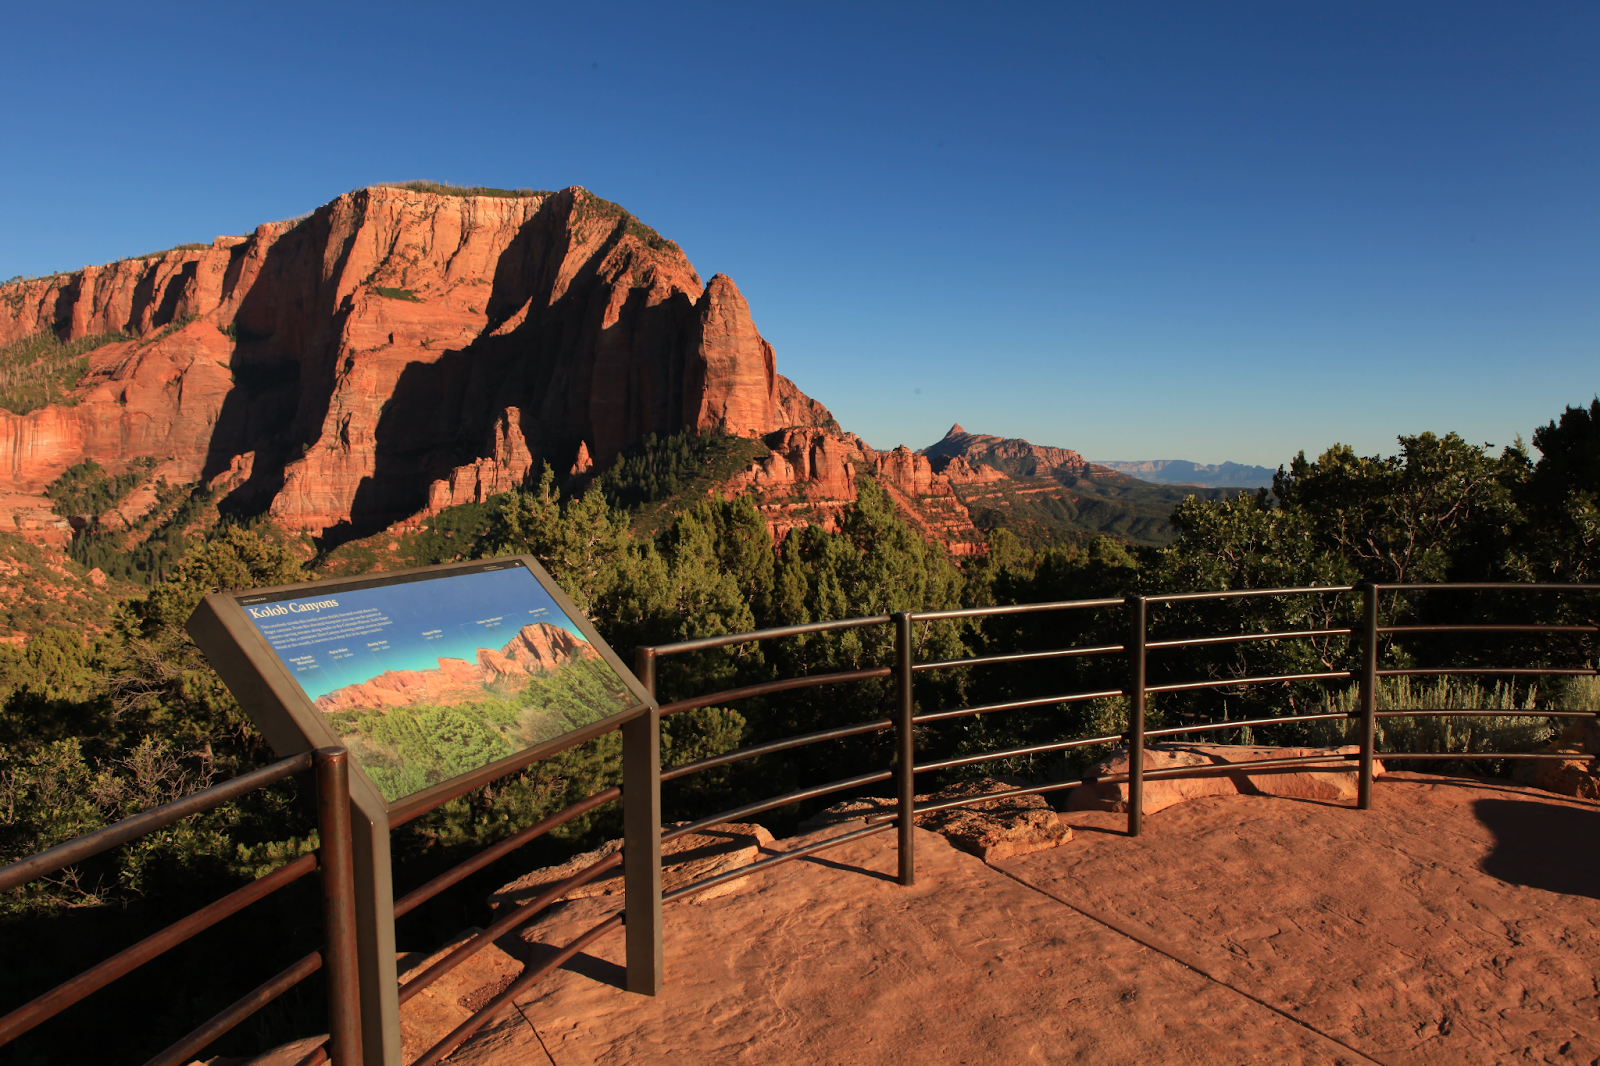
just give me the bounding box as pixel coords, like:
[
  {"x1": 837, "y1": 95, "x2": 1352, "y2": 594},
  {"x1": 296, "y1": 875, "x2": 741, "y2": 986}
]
[
  {"x1": 919, "y1": 424, "x2": 1090, "y2": 480},
  {"x1": 0, "y1": 187, "x2": 830, "y2": 540},
  {"x1": 724, "y1": 428, "x2": 985, "y2": 554},
  {"x1": 313, "y1": 622, "x2": 598, "y2": 713}
]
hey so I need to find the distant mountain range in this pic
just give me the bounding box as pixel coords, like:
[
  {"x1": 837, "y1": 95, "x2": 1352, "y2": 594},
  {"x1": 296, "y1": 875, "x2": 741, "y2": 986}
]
[{"x1": 1090, "y1": 459, "x2": 1276, "y2": 490}]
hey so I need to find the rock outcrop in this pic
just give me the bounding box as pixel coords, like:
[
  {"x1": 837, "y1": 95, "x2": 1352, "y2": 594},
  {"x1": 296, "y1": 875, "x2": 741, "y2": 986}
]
[
  {"x1": 0, "y1": 186, "x2": 831, "y2": 541},
  {"x1": 725, "y1": 428, "x2": 985, "y2": 554},
  {"x1": 919, "y1": 424, "x2": 1091, "y2": 480},
  {"x1": 1515, "y1": 717, "x2": 1600, "y2": 800}
]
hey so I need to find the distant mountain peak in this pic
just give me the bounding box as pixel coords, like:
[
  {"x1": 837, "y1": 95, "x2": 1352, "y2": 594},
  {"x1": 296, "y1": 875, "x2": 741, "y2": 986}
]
[{"x1": 919, "y1": 427, "x2": 1088, "y2": 480}]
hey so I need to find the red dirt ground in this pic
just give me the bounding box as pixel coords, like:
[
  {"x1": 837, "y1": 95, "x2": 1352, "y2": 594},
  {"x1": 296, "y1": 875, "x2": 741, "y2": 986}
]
[{"x1": 373, "y1": 772, "x2": 1600, "y2": 1065}]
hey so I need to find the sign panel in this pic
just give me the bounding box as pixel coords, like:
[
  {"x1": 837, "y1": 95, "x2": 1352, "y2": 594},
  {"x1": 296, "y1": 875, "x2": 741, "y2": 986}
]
[{"x1": 230, "y1": 558, "x2": 638, "y2": 803}]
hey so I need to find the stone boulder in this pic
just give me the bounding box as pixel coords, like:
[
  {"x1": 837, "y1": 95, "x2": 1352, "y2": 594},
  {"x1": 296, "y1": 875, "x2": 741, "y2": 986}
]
[{"x1": 1514, "y1": 717, "x2": 1600, "y2": 800}]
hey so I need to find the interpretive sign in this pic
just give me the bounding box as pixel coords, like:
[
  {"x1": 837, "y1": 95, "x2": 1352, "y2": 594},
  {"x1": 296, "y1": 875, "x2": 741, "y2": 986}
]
[
  {"x1": 185, "y1": 555, "x2": 658, "y2": 1066},
  {"x1": 187, "y1": 555, "x2": 651, "y2": 813}
]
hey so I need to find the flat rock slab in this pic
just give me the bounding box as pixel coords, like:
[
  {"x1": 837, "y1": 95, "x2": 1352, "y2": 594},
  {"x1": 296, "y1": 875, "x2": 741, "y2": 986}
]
[
  {"x1": 1069, "y1": 744, "x2": 1384, "y2": 814},
  {"x1": 509, "y1": 824, "x2": 1361, "y2": 1064},
  {"x1": 1007, "y1": 772, "x2": 1600, "y2": 1065},
  {"x1": 490, "y1": 822, "x2": 775, "y2": 908}
]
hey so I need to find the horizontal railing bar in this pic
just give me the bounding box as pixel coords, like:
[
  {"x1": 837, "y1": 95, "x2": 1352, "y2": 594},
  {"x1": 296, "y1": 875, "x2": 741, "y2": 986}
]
[
  {"x1": 1144, "y1": 585, "x2": 1355, "y2": 604},
  {"x1": 656, "y1": 666, "x2": 892, "y2": 718},
  {"x1": 914, "y1": 688, "x2": 1126, "y2": 725},
  {"x1": 399, "y1": 851, "x2": 622, "y2": 1005},
  {"x1": 914, "y1": 644, "x2": 1125, "y2": 672},
  {"x1": 1377, "y1": 667, "x2": 1598, "y2": 678},
  {"x1": 141, "y1": 950, "x2": 322, "y2": 1066},
  {"x1": 663, "y1": 821, "x2": 896, "y2": 904},
  {"x1": 393, "y1": 787, "x2": 622, "y2": 919},
  {"x1": 1378, "y1": 624, "x2": 1600, "y2": 634},
  {"x1": 661, "y1": 719, "x2": 892, "y2": 783},
  {"x1": 660, "y1": 770, "x2": 895, "y2": 844},
  {"x1": 0, "y1": 751, "x2": 314, "y2": 894},
  {"x1": 1147, "y1": 627, "x2": 1354, "y2": 650},
  {"x1": 412, "y1": 912, "x2": 625, "y2": 1066},
  {"x1": 1380, "y1": 752, "x2": 1599, "y2": 760},
  {"x1": 644, "y1": 615, "x2": 893, "y2": 657},
  {"x1": 1375, "y1": 709, "x2": 1600, "y2": 719},
  {"x1": 915, "y1": 734, "x2": 1125, "y2": 774},
  {"x1": 1145, "y1": 711, "x2": 1355, "y2": 738},
  {"x1": 1376, "y1": 582, "x2": 1600, "y2": 592},
  {"x1": 1145, "y1": 670, "x2": 1353, "y2": 694},
  {"x1": 909, "y1": 598, "x2": 1126, "y2": 621},
  {"x1": 0, "y1": 852, "x2": 319, "y2": 1046}
]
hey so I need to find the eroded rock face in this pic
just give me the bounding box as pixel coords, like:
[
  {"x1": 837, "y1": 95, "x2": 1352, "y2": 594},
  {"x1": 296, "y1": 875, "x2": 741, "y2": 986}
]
[
  {"x1": 0, "y1": 187, "x2": 830, "y2": 540},
  {"x1": 726, "y1": 428, "x2": 985, "y2": 554}
]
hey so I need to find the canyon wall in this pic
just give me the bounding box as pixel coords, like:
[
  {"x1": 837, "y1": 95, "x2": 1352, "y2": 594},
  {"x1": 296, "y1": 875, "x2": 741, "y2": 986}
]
[{"x1": 0, "y1": 187, "x2": 834, "y2": 541}]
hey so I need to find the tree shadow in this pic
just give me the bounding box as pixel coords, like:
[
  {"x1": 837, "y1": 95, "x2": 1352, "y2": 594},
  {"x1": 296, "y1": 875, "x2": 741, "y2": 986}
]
[{"x1": 1475, "y1": 796, "x2": 1600, "y2": 900}]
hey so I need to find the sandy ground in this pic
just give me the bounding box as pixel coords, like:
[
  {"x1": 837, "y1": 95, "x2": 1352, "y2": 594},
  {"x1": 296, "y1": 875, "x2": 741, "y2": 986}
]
[{"x1": 398, "y1": 773, "x2": 1599, "y2": 1066}]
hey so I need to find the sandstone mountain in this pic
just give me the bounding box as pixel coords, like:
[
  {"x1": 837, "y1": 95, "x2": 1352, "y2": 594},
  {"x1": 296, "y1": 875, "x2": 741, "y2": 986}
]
[
  {"x1": 313, "y1": 621, "x2": 598, "y2": 713},
  {"x1": 0, "y1": 186, "x2": 834, "y2": 541},
  {"x1": 921, "y1": 424, "x2": 1091, "y2": 480}
]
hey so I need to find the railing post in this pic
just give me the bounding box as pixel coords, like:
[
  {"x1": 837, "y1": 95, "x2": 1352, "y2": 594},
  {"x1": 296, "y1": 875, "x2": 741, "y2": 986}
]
[
  {"x1": 624, "y1": 648, "x2": 663, "y2": 996},
  {"x1": 1358, "y1": 583, "x2": 1379, "y2": 810},
  {"x1": 1125, "y1": 595, "x2": 1147, "y2": 837},
  {"x1": 314, "y1": 747, "x2": 363, "y2": 1066},
  {"x1": 893, "y1": 612, "x2": 916, "y2": 886}
]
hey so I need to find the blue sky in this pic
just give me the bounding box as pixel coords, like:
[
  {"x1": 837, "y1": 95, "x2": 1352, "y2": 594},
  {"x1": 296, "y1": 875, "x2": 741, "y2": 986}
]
[{"x1": 2, "y1": 2, "x2": 1593, "y2": 467}]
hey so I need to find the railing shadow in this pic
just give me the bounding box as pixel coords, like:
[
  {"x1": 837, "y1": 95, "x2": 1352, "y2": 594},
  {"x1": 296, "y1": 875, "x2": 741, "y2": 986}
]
[{"x1": 1474, "y1": 797, "x2": 1600, "y2": 900}]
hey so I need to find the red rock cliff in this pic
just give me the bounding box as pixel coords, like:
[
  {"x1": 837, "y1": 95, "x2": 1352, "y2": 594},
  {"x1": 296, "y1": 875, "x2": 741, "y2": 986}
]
[{"x1": 0, "y1": 187, "x2": 830, "y2": 539}]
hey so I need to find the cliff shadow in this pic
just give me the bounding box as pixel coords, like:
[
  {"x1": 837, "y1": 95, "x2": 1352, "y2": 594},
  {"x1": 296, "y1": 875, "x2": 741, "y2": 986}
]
[
  {"x1": 203, "y1": 215, "x2": 356, "y2": 520},
  {"x1": 1474, "y1": 796, "x2": 1600, "y2": 900},
  {"x1": 330, "y1": 277, "x2": 695, "y2": 548}
]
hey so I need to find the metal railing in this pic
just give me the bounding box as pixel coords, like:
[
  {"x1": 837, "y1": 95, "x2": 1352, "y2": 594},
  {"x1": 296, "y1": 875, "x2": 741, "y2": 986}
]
[
  {"x1": 4, "y1": 581, "x2": 1597, "y2": 1065},
  {"x1": 0, "y1": 748, "x2": 361, "y2": 1066}
]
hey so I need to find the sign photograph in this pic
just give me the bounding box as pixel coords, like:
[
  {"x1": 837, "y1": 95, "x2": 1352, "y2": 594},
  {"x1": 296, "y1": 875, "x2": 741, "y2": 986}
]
[{"x1": 231, "y1": 558, "x2": 637, "y2": 802}]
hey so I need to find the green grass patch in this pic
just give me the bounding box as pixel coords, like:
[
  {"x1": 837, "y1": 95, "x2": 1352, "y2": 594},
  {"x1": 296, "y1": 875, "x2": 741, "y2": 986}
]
[
  {"x1": 0, "y1": 330, "x2": 129, "y2": 415},
  {"x1": 374, "y1": 286, "x2": 422, "y2": 302}
]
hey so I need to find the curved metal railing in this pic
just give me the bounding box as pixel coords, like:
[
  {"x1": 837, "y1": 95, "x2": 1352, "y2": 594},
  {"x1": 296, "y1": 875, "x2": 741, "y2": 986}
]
[{"x1": 4, "y1": 581, "x2": 1598, "y2": 1065}]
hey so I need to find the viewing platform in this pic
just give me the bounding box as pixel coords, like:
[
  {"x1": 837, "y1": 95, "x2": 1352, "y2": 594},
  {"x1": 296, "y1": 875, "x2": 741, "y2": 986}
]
[{"x1": 363, "y1": 770, "x2": 1597, "y2": 1066}]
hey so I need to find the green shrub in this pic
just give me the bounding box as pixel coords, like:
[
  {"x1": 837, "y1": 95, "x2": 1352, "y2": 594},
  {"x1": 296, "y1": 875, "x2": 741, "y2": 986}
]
[{"x1": 374, "y1": 286, "x2": 422, "y2": 302}]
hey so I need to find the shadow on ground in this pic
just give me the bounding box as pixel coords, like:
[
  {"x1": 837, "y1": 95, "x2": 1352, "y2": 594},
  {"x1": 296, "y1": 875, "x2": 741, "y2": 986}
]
[{"x1": 1475, "y1": 796, "x2": 1600, "y2": 899}]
